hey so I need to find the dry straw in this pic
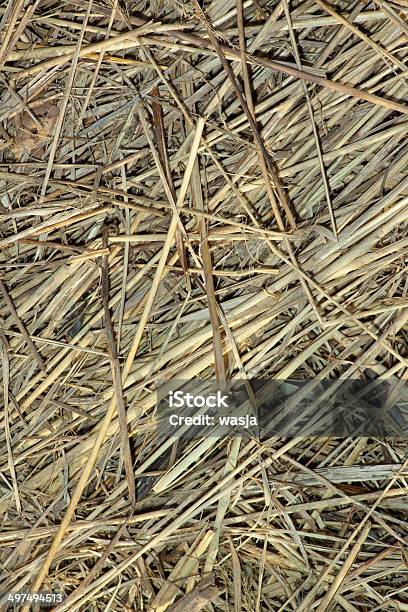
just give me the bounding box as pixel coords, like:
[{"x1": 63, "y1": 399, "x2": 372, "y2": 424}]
[{"x1": 1, "y1": 0, "x2": 408, "y2": 610}]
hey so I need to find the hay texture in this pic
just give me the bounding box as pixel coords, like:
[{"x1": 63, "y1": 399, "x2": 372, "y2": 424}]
[{"x1": 1, "y1": 0, "x2": 408, "y2": 610}]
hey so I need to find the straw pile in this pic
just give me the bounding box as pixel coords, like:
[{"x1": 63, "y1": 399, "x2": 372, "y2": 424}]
[{"x1": 1, "y1": 0, "x2": 408, "y2": 609}]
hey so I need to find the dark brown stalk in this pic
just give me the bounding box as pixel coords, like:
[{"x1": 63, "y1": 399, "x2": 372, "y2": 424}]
[
  {"x1": 0, "y1": 278, "x2": 46, "y2": 373},
  {"x1": 101, "y1": 225, "x2": 136, "y2": 507},
  {"x1": 151, "y1": 86, "x2": 188, "y2": 276}
]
